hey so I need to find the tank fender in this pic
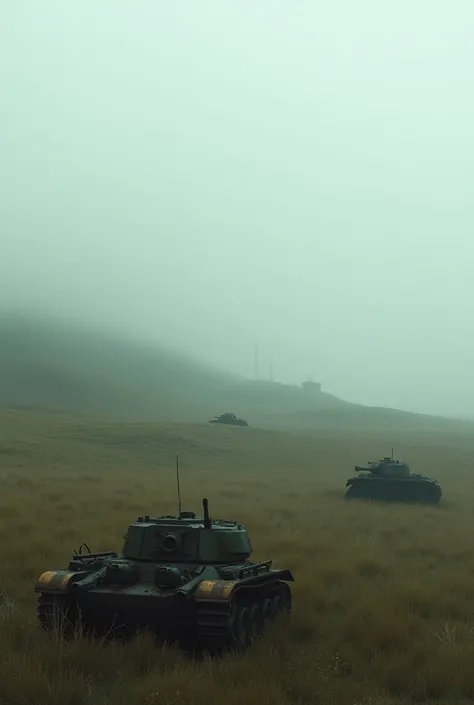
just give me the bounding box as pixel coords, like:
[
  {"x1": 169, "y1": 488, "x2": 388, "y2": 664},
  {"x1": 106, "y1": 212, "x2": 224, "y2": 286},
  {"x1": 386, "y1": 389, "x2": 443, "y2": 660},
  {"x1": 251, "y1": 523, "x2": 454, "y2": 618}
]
[
  {"x1": 195, "y1": 579, "x2": 239, "y2": 602},
  {"x1": 271, "y1": 569, "x2": 294, "y2": 582},
  {"x1": 34, "y1": 570, "x2": 88, "y2": 593},
  {"x1": 195, "y1": 570, "x2": 294, "y2": 602}
]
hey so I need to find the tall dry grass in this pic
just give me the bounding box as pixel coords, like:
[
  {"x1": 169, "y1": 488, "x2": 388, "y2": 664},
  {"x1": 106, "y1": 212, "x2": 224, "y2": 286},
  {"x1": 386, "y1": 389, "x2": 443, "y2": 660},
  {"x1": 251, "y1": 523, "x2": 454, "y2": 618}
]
[{"x1": 1, "y1": 409, "x2": 474, "y2": 704}]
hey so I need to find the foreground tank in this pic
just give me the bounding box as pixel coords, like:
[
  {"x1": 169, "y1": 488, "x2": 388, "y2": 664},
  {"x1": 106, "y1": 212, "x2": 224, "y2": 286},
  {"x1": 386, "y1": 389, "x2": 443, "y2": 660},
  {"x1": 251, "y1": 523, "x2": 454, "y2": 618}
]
[
  {"x1": 345, "y1": 456, "x2": 442, "y2": 504},
  {"x1": 209, "y1": 412, "x2": 248, "y2": 426},
  {"x1": 34, "y1": 498, "x2": 293, "y2": 652}
]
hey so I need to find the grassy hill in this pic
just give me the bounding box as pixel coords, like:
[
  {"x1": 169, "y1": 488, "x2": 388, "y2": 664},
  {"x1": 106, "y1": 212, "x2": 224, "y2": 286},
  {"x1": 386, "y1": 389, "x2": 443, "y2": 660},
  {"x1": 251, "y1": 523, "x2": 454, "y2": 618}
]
[
  {"x1": 0, "y1": 312, "x2": 472, "y2": 435},
  {"x1": 2, "y1": 408, "x2": 474, "y2": 704}
]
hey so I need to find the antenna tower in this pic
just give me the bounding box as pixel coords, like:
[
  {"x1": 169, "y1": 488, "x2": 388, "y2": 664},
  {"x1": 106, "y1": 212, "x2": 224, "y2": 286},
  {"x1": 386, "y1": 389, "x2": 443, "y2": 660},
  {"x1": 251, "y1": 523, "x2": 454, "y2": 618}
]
[{"x1": 253, "y1": 344, "x2": 259, "y2": 379}]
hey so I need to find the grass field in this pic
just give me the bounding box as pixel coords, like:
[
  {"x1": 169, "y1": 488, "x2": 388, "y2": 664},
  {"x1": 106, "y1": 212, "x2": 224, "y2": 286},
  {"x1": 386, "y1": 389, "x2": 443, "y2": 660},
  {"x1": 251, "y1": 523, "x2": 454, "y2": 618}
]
[{"x1": 2, "y1": 408, "x2": 474, "y2": 705}]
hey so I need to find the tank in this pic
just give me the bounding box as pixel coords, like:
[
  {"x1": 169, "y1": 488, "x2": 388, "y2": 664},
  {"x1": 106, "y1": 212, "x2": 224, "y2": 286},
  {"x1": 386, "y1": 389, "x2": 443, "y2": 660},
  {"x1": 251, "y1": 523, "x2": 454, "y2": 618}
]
[
  {"x1": 345, "y1": 455, "x2": 442, "y2": 504},
  {"x1": 34, "y1": 497, "x2": 293, "y2": 653},
  {"x1": 209, "y1": 412, "x2": 248, "y2": 426}
]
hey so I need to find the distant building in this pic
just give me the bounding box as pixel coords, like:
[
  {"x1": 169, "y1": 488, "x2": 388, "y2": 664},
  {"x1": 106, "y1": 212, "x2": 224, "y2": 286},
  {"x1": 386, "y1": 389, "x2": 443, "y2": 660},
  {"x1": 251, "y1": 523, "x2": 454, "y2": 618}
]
[{"x1": 301, "y1": 380, "x2": 322, "y2": 393}]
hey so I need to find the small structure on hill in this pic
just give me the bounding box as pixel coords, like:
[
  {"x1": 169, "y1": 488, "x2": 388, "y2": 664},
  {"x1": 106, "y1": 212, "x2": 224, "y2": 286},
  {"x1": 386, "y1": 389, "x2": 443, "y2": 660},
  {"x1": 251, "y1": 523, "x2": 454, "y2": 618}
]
[{"x1": 301, "y1": 380, "x2": 322, "y2": 393}]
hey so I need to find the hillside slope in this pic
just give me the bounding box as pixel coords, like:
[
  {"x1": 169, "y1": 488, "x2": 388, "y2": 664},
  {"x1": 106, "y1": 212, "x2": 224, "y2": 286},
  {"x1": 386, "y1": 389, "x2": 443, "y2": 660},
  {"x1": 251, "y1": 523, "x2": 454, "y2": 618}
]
[
  {"x1": 0, "y1": 312, "x2": 471, "y2": 434},
  {"x1": 0, "y1": 313, "x2": 242, "y2": 421}
]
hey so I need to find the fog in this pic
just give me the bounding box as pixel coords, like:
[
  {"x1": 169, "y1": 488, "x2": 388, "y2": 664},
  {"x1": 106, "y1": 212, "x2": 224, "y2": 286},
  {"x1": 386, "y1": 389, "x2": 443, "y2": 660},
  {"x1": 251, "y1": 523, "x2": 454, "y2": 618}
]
[{"x1": 1, "y1": 1, "x2": 473, "y2": 416}]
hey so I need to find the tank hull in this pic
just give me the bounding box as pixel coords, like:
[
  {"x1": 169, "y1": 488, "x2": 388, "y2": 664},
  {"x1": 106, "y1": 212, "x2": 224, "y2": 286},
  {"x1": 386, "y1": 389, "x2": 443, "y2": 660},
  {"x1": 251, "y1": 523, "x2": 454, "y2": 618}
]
[
  {"x1": 35, "y1": 570, "x2": 293, "y2": 652},
  {"x1": 345, "y1": 475, "x2": 442, "y2": 504},
  {"x1": 37, "y1": 590, "x2": 197, "y2": 639},
  {"x1": 209, "y1": 419, "x2": 248, "y2": 426}
]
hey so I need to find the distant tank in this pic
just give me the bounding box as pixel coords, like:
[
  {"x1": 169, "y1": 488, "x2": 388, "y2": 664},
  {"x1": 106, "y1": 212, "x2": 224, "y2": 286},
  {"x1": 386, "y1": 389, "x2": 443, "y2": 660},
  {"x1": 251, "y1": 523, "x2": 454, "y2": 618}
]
[
  {"x1": 34, "y1": 497, "x2": 293, "y2": 653},
  {"x1": 345, "y1": 453, "x2": 442, "y2": 504},
  {"x1": 209, "y1": 412, "x2": 248, "y2": 426}
]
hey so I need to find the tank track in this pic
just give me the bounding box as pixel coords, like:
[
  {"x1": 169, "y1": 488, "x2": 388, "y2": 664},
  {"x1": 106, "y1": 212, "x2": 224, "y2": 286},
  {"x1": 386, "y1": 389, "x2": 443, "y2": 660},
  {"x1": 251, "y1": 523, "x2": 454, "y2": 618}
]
[
  {"x1": 195, "y1": 580, "x2": 291, "y2": 653},
  {"x1": 345, "y1": 478, "x2": 442, "y2": 504},
  {"x1": 37, "y1": 593, "x2": 78, "y2": 635}
]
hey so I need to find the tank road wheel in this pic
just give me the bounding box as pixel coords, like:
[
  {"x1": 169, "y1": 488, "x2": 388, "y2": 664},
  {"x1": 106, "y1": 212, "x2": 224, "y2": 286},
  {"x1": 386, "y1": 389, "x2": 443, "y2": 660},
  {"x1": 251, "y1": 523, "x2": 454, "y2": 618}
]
[
  {"x1": 37, "y1": 594, "x2": 78, "y2": 637},
  {"x1": 233, "y1": 603, "x2": 251, "y2": 649},
  {"x1": 231, "y1": 598, "x2": 263, "y2": 649},
  {"x1": 260, "y1": 596, "x2": 276, "y2": 624},
  {"x1": 271, "y1": 583, "x2": 292, "y2": 617},
  {"x1": 247, "y1": 602, "x2": 263, "y2": 641}
]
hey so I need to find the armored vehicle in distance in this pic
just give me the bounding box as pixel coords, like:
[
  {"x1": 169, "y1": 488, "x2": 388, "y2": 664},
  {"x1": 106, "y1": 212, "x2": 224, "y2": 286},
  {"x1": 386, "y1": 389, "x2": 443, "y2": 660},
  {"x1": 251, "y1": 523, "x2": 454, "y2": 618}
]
[
  {"x1": 35, "y1": 498, "x2": 293, "y2": 653},
  {"x1": 345, "y1": 454, "x2": 442, "y2": 504},
  {"x1": 209, "y1": 412, "x2": 248, "y2": 426}
]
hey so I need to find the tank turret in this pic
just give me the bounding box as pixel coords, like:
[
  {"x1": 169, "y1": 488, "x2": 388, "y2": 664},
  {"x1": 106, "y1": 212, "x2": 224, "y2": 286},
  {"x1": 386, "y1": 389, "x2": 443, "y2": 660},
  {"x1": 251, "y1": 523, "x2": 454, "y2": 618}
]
[
  {"x1": 120, "y1": 497, "x2": 253, "y2": 566},
  {"x1": 34, "y1": 496, "x2": 293, "y2": 653},
  {"x1": 354, "y1": 457, "x2": 410, "y2": 477}
]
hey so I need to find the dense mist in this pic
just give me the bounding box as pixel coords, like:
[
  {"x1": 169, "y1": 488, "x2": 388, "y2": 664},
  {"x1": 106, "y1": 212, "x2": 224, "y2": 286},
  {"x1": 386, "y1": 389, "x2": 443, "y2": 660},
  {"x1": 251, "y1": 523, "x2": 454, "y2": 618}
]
[{"x1": 1, "y1": 1, "x2": 473, "y2": 416}]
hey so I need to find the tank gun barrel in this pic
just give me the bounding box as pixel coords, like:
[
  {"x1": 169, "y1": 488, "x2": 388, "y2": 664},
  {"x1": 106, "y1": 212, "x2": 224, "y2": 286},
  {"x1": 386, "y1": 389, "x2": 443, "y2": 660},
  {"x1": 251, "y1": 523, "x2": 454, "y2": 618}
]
[{"x1": 354, "y1": 465, "x2": 370, "y2": 472}]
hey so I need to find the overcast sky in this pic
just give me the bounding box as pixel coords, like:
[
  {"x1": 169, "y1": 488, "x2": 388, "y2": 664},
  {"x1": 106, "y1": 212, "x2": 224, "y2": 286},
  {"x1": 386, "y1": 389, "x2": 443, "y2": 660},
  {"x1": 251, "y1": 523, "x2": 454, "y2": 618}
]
[{"x1": 1, "y1": 1, "x2": 473, "y2": 415}]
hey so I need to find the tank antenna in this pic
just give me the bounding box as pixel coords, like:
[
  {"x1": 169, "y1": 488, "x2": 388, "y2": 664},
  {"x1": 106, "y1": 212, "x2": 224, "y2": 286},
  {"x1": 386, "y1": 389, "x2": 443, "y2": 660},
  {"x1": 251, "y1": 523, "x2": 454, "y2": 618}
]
[
  {"x1": 391, "y1": 447, "x2": 394, "y2": 459},
  {"x1": 202, "y1": 497, "x2": 211, "y2": 529},
  {"x1": 176, "y1": 454, "x2": 182, "y2": 517}
]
